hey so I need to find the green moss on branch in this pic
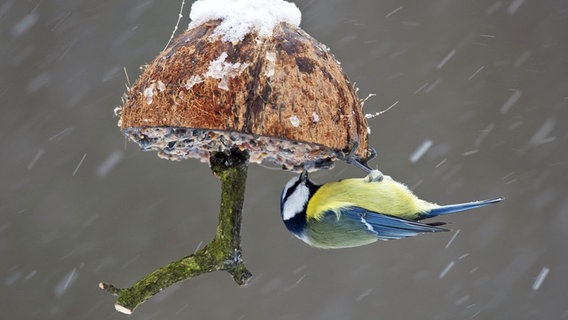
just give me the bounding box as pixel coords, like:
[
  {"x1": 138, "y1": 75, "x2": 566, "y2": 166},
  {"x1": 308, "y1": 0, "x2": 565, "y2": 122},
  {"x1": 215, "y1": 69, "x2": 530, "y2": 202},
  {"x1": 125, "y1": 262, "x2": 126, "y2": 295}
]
[{"x1": 100, "y1": 148, "x2": 252, "y2": 314}]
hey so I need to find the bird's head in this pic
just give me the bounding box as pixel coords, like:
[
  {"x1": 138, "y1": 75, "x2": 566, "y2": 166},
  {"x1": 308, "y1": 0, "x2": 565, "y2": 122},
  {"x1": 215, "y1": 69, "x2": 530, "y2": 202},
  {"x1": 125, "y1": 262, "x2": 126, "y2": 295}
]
[{"x1": 280, "y1": 171, "x2": 319, "y2": 235}]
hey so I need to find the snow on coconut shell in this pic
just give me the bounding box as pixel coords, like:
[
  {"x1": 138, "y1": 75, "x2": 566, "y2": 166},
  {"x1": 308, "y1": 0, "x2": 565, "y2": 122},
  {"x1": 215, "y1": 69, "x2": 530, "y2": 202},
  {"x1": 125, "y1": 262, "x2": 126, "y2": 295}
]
[{"x1": 117, "y1": 20, "x2": 369, "y2": 171}]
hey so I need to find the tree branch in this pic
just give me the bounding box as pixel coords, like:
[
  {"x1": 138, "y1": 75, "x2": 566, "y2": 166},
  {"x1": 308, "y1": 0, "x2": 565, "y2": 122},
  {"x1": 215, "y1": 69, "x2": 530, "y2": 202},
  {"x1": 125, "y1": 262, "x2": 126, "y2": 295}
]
[{"x1": 100, "y1": 147, "x2": 252, "y2": 314}]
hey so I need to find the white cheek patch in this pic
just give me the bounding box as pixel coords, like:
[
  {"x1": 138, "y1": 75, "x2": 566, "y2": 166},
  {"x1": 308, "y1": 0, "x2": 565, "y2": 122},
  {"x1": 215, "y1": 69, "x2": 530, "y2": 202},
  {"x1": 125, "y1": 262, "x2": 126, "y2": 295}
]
[{"x1": 282, "y1": 184, "x2": 309, "y2": 220}]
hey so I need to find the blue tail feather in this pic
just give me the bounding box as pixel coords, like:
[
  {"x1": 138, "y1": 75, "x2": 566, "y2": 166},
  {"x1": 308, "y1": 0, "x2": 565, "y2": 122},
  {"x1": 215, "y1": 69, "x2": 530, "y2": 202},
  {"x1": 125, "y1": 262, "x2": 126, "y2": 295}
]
[{"x1": 420, "y1": 197, "x2": 503, "y2": 220}]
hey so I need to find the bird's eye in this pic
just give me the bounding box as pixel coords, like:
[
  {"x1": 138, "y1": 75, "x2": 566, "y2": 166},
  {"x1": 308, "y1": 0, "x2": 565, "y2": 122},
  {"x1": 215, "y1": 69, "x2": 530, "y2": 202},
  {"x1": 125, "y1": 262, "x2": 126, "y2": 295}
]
[
  {"x1": 282, "y1": 176, "x2": 301, "y2": 201},
  {"x1": 283, "y1": 185, "x2": 296, "y2": 201}
]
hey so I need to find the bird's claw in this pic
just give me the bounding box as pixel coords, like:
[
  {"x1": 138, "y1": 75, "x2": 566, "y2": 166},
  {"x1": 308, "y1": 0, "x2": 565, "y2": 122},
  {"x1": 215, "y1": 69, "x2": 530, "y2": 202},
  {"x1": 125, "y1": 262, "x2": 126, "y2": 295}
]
[
  {"x1": 365, "y1": 170, "x2": 384, "y2": 182},
  {"x1": 342, "y1": 137, "x2": 377, "y2": 173}
]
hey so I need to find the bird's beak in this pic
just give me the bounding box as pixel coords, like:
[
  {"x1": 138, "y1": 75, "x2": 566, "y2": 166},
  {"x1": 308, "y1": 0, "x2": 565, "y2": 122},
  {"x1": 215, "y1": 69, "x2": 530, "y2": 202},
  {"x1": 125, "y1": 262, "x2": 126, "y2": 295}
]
[{"x1": 300, "y1": 170, "x2": 308, "y2": 182}]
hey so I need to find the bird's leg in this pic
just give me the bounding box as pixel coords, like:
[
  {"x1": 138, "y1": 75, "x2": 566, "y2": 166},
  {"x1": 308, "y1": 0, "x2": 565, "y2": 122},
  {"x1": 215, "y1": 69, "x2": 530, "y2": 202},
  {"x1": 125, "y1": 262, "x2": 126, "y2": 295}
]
[{"x1": 342, "y1": 135, "x2": 377, "y2": 173}]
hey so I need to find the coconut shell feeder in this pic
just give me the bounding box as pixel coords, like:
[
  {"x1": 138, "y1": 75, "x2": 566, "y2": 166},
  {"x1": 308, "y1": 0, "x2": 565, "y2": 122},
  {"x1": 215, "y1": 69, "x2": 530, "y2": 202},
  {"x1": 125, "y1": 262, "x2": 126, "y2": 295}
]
[
  {"x1": 101, "y1": 1, "x2": 370, "y2": 314},
  {"x1": 119, "y1": 19, "x2": 369, "y2": 171}
]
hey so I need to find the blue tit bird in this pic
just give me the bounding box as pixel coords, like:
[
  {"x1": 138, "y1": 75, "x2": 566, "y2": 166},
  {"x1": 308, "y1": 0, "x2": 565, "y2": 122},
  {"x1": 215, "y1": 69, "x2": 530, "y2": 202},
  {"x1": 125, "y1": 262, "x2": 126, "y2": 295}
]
[{"x1": 280, "y1": 170, "x2": 502, "y2": 249}]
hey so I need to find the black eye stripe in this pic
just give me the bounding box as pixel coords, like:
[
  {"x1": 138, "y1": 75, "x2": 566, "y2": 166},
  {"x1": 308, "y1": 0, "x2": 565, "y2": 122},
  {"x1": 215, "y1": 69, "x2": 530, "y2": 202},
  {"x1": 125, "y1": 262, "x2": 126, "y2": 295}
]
[{"x1": 283, "y1": 179, "x2": 302, "y2": 201}]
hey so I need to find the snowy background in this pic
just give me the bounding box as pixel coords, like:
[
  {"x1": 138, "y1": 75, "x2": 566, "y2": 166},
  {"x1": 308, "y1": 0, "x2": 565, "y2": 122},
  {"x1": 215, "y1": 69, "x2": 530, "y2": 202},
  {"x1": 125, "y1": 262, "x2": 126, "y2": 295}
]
[{"x1": 1, "y1": 0, "x2": 567, "y2": 319}]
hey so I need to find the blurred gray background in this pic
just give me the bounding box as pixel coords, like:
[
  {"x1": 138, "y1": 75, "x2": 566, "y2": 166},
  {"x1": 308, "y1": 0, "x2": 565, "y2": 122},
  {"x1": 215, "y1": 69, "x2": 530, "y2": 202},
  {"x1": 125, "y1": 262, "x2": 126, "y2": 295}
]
[{"x1": 1, "y1": 0, "x2": 567, "y2": 319}]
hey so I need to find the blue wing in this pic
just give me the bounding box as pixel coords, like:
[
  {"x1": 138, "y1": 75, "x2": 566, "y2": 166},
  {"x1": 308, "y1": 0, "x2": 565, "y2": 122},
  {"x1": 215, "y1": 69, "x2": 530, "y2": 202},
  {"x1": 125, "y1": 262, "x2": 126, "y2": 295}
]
[{"x1": 340, "y1": 207, "x2": 448, "y2": 240}]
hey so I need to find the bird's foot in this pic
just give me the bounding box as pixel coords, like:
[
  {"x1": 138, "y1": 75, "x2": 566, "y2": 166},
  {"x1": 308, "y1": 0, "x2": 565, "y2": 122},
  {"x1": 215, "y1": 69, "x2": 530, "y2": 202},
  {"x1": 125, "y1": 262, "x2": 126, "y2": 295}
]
[
  {"x1": 365, "y1": 170, "x2": 384, "y2": 182},
  {"x1": 342, "y1": 136, "x2": 377, "y2": 173}
]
